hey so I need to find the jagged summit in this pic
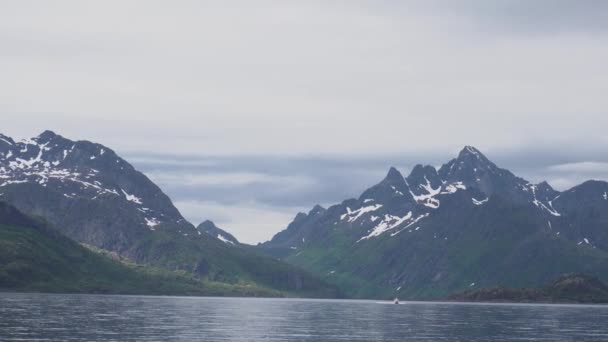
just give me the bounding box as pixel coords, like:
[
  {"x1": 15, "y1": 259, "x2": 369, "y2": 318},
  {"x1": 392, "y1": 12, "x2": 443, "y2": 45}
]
[
  {"x1": 309, "y1": 204, "x2": 326, "y2": 216},
  {"x1": 359, "y1": 166, "x2": 412, "y2": 204},
  {"x1": 0, "y1": 130, "x2": 191, "y2": 245},
  {"x1": 458, "y1": 145, "x2": 486, "y2": 159},
  {"x1": 261, "y1": 144, "x2": 608, "y2": 299},
  {"x1": 0, "y1": 133, "x2": 15, "y2": 146},
  {"x1": 449, "y1": 146, "x2": 495, "y2": 171},
  {"x1": 384, "y1": 166, "x2": 405, "y2": 183},
  {"x1": 37, "y1": 130, "x2": 59, "y2": 140},
  {"x1": 406, "y1": 164, "x2": 442, "y2": 193},
  {"x1": 197, "y1": 220, "x2": 239, "y2": 245},
  {"x1": 198, "y1": 219, "x2": 216, "y2": 229}
]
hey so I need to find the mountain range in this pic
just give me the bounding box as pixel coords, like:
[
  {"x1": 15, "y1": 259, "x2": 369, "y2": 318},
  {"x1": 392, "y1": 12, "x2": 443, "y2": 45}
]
[
  {"x1": 2, "y1": 130, "x2": 607, "y2": 300},
  {"x1": 0, "y1": 131, "x2": 338, "y2": 297},
  {"x1": 259, "y1": 146, "x2": 608, "y2": 298}
]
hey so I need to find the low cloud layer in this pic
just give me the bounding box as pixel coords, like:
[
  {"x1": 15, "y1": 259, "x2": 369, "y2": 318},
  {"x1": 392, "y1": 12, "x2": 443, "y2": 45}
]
[{"x1": 131, "y1": 147, "x2": 608, "y2": 243}]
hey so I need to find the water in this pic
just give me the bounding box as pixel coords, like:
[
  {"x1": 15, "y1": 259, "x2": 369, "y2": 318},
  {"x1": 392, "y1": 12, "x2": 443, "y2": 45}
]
[{"x1": 1, "y1": 293, "x2": 607, "y2": 341}]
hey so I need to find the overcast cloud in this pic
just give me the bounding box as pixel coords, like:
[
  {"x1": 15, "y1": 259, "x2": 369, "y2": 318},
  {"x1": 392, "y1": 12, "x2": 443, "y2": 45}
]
[{"x1": 2, "y1": 1, "x2": 607, "y2": 243}]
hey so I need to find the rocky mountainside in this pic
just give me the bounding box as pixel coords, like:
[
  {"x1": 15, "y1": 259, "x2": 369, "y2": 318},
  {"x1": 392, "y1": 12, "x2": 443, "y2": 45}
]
[
  {"x1": 0, "y1": 201, "x2": 281, "y2": 296},
  {"x1": 0, "y1": 131, "x2": 339, "y2": 297},
  {"x1": 0, "y1": 130, "x2": 194, "y2": 250},
  {"x1": 260, "y1": 146, "x2": 608, "y2": 299},
  {"x1": 197, "y1": 220, "x2": 239, "y2": 245}
]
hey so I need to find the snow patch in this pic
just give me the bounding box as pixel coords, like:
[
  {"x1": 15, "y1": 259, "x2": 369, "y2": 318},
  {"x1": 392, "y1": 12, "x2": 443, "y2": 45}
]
[
  {"x1": 0, "y1": 179, "x2": 28, "y2": 187},
  {"x1": 341, "y1": 204, "x2": 383, "y2": 223},
  {"x1": 442, "y1": 182, "x2": 466, "y2": 194},
  {"x1": 391, "y1": 213, "x2": 430, "y2": 236},
  {"x1": 390, "y1": 186, "x2": 404, "y2": 196},
  {"x1": 529, "y1": 184, "x2": 561, "y2": 216},
  {"x1": 145, "y1": 217, "x2": 160, "y2": 229},
  {"x1": 358, "y1": 212, "x2": 412, "y2": 241},
  {"x1": 121, "y1": 189, "x2": 143, "y2": 204},
  {"x1": 472, "y1": 197, "x2": 489, "y2": 205},
  {"x1": 578, "y1": 238, "x2": 591, "y2": 246},
  {"x1": 217, "y1": 234, "x2": 235, "y2": 245}
]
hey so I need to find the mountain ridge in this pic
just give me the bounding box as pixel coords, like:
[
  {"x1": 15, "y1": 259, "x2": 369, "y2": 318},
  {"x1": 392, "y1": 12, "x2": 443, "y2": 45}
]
[
  {"x1": 0, "y1": 130, "x2": 340, "y2": 297},
  {"x1": 259, "y1": 146, "x2": 608, "y2": 299}
]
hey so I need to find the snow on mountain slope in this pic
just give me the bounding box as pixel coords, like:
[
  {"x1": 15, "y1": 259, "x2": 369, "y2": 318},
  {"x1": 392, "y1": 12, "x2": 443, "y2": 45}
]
[
  {"x1": 265, "y1": 146, "x2": 605, "y2": 248},
  {"x1": 0, "y1": 130, "x2": 187, "y2": 232}
]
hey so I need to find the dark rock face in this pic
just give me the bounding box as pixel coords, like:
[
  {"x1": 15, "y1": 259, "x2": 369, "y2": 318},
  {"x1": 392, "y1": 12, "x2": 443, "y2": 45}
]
[
  {"x1": 260, "y1": 146, "x2": 608, "y2": 299},
  {"x1": 0, "y1": 130, "x2": 195, "y2": 257},
  {"x1": 197, "y1": 220, "x2": 239, "y2": 245}
]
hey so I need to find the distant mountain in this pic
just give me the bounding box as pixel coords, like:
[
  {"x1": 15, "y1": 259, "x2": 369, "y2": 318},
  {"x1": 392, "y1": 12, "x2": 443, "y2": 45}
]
[
  {"x1": 260, "y1": 146, "x2": 608, "y2": 299},
  {"x1": 0, "y1": 201, "x2": 280, "y2": 296},
  {"x1": 197, "y1": 220, "x2": 239, "y2": 245},
  {"x1": 0, "y1": 131, "x2": 339, "y2": 297},
  {"x1": 448, "y1": 274, "x2": 608, "y2": 304}
]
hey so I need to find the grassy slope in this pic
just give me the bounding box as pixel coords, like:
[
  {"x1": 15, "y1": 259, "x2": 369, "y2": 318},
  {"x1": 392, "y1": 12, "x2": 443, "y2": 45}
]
[
  {"x1": 283, "y1": 197, "x2": 608, "y2": 299},
  {"x1": 448, "y1": 274, "x2": 608, "y2": 303},
  {"x1": 128, "y1": 229, "x2": 341, "y2": 298},
  {"x1": 0, "y1": 220, "x2": 286, "y2": 296}
]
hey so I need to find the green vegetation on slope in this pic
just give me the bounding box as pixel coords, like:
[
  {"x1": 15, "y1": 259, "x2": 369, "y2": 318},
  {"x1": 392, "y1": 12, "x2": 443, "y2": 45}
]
[
  {"x1": 0, "y1": 202, "x2": 284, "y2": 297},
  {"x1": 281, "y1": 196, "x2": 608, "y2": 299},
  {"x1": 128, "y1": 228, "x2": 341, "y2": 298},
  {"x1": 448, "y1": 274, "x2": 608, "y2": 303}
]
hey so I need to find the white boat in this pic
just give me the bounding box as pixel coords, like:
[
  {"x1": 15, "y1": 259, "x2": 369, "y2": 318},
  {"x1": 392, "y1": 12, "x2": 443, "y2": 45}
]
[{"x1": 393, "y1": 298, "x2": 399, "y2": 304}]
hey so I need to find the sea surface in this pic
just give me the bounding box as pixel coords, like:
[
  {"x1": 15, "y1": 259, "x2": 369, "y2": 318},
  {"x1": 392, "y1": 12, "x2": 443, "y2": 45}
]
[{"x1": 1, "y1": 293, "x2": 607, "y2": 341}]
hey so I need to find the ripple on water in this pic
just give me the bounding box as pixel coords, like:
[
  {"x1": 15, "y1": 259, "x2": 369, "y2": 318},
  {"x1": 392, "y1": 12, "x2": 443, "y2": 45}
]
[{"x1": 1, "y1": 294, "x2": 608, "y2": 341}]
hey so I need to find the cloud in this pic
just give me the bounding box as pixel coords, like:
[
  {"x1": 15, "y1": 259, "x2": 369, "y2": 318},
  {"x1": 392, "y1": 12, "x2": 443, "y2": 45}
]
[
  {"x1": 2, "y1": 1, "x2": 607, "y2": 156},
  {"x1": 409, "y1": 0, "x2": 608, "y2": 35},
  {"x1": 174, "y1": 199, "x2": 306, "y2": 244},
  {"x1": 145, "y1": 171, "x2": 316, "y2": 187},
  {"x1": 547, "y1": 162, "x2": 608, "y2": 173},
  {"x1": 2, "y1": 1, "x2": 607, "y2": 242}
]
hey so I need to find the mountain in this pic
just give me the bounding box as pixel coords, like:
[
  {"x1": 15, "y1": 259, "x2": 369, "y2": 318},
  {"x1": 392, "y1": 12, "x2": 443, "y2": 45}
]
[
  {"x1": 448, "y1": 274, "x2": 608, "y2": 303},
  {"x1": 197, "y1": 220, "x2": 239, "y2": 245},
  {"x1": 0, "y1": 131, "x2": 339, "y2": 297},
  {"x1": 260, "y1": 146, "x2": 608, "y2": 299},
  {"x1": 0, "y1": 201, "x2": 280, "y2": 296}
]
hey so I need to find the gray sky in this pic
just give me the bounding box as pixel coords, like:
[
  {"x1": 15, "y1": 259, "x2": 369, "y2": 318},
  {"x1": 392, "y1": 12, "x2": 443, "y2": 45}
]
[{"x1": 2, "y1": 1, "x2": 608, "y2": 243}]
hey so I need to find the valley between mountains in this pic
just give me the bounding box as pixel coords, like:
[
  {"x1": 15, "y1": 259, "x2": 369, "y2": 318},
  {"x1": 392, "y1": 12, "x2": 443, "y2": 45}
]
[{"x1": 1, "y1": 131, "x2": 607, "y2": 300}]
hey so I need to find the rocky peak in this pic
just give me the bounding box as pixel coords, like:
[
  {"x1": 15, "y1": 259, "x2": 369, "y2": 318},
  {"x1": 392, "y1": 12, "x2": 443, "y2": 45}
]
[
  {"x1": 0, "y1": 133, "x2": 15, "y2": 147},
  {"x1": 309, "y1": 204, "x2": 326, "y2": 216},
  {"x1": 36, "y1": 130, "x2": 59, "y2": 142},
  {"x1": 444, "y1": 146, "x2": 497, "y2": 176},
  {"x1": 0, "y1": 130, "x2": 189, "y2": 237},
  {"x1": 384, "y1": 167, "x2": 405, "y2": 184},
  {"x1": 197, "y1": 220, "x2": 239, "y2": 245},
  {"x1": 198, "y1": 220, "x2": 217, "y2": 230},
  {"x1": 438, "y1": 146, "x2": 522, "y2": 197},
  {"x1": 458, "y1": 145, "x2": 487, "y2": 160},
  {"x1": 359, "y1": 167, "x2": 413, "y2": 204},
  {"x1": 406, "y1": 164, "x2": 442, "y2": 195},
  {"x1": 535, "y1": 181, "x2": 559, "y2": 201}
]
